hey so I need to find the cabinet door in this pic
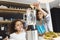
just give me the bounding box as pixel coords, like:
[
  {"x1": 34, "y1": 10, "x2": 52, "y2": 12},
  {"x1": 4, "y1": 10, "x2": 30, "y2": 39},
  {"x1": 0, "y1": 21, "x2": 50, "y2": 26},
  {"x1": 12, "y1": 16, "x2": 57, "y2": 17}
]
[{"x1": 51, "y1": 8, "x2": 60, "y2": 32}]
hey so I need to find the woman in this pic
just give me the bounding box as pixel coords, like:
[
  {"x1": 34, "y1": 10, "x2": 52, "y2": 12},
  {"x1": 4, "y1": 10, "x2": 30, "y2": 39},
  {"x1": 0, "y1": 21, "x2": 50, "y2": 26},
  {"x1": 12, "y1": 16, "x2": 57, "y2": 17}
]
[
  {"x1": 36, "y1": 9, "x2": 49, "y2": 35},
  {"x1": 33, "y1": 2, "x2": 51, "y2": 35},
  {"x1": 3, "y1": 19, "x2": 26, "y2": 40}
]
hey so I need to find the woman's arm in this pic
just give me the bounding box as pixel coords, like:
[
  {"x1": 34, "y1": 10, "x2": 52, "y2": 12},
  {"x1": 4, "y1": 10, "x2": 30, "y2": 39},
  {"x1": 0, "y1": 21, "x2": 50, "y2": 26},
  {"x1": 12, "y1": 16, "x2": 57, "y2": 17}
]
[
  {"x1": 32, "y1": 2, "x2": 47, "y2": 17},
  {"x1": 33, "y1": 3, "x2": 50, "y2": 22}
]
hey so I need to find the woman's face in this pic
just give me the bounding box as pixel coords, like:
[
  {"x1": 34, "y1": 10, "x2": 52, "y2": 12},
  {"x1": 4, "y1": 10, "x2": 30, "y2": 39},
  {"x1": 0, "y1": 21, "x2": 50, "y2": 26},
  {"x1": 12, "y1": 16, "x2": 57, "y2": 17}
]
[
  {"x1": 15, "y1": 21, "x2": 23, "y2": 31},
  {"x1": 38, "y1": 11, "x2": 44, "y2": 19}
]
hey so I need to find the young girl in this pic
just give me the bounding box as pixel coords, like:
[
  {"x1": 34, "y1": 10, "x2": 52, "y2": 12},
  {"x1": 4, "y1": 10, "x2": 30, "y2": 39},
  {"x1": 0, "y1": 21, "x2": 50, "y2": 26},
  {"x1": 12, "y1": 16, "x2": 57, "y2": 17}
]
[{"x1": 3, "y1": 19, "x2": 26, "y2": 40}]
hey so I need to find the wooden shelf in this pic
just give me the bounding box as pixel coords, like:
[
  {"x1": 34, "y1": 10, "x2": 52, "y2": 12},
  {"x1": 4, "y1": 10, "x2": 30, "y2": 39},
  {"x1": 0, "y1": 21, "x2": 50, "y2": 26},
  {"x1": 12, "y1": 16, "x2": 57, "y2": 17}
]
[
  {"x1": 0, "y1": 1, "x2": 31, "y2": 14},
  {"x1": 0, "y1": 20, "x2": 11, "y2": 24},
  {"x1": 0, "y1": 19, "x2": 24, "y2": 24},
  {"x1": 0, "y1": 1, "x2": 28, "y2": 24},
  {"x1": 0, "y1": 1, "x2": 30, "y2": 9},
  {"x1": 0, "y1": 8, "x2": 26, "y2": 14}
]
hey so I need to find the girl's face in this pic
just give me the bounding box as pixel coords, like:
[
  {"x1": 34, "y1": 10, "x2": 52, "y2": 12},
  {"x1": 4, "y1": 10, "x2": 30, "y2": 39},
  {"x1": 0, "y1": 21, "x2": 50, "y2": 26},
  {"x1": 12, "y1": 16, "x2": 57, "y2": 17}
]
[
  {"x1": 15, "y1": 21, "x2": 23, "y2": 31},
  {"x1": 38, "y1": 11, "x2": 44, "y2": 19}
]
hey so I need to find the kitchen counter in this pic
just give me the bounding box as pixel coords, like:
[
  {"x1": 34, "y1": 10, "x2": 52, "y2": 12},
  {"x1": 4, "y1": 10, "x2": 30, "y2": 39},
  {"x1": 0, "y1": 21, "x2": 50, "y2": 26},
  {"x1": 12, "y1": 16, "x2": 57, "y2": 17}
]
[{"x1": 39, "y1": 33, "x2": 60, "y2": 40}]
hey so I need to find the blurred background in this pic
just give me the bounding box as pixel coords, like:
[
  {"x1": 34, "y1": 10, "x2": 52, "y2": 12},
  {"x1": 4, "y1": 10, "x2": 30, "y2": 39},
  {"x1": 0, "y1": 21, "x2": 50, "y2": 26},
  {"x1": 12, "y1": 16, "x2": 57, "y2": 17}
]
[{"x1": 0, "y1": 0, "x2": 60, "y2": 40}]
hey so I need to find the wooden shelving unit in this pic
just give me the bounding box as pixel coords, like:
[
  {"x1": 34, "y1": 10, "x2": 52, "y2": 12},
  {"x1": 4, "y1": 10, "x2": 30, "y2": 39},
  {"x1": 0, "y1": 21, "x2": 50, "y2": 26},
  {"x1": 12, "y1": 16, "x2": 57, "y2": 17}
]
[
  {"x1": 0, "y1": 20, "x2": 11, "y2": 24},
  {"x1": 0, "y1": 1, "x2": 30, "y2": 13},
  {"x1": 0, "y1": 8, "x2": 26, "y2": 13},
  {"x1": 0, "y1": 1, "x2": 30, "y2": 9},
  {"x1": 0, "y1": 8, "x2": 26, "y2": 24},
  {"x1": 0, "y1": 19, "x2": 24, "y2": 24},
  {"x1": 0, "y1": 1, "x2": 30, "y2": 24}
]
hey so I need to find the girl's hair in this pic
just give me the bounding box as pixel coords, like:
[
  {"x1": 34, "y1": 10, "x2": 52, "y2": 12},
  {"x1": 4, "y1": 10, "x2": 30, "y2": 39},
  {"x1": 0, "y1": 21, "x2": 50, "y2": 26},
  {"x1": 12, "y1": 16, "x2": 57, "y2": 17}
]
[
  {"x1": 36, "y1": 8, "x2": 48, "y2": 21},
  {"x1": 8, "y1": 19, "x2": 25, "y2": 34}
]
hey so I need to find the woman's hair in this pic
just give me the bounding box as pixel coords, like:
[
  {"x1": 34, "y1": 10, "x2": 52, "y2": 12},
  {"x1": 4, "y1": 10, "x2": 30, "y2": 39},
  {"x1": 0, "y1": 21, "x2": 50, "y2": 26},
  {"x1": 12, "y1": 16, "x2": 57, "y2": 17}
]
[
  {"x1": 8, "y1": 19, "x2": 25, "y2": 34},
  {"x1": 36, "y1": 8, "x2": 48, "y2": 21}
]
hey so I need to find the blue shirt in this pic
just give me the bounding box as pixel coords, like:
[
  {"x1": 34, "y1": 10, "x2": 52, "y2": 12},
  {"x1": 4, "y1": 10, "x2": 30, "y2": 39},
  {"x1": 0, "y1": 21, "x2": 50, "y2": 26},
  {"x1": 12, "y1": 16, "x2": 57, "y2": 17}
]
[{"x1": 36, "y1": 20, "x2": 46, "y2": 34}]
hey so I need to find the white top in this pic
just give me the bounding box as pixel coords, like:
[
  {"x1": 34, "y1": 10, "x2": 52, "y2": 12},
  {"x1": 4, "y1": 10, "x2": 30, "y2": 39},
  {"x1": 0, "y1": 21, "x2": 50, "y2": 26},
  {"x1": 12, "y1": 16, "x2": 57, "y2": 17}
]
[
  {"x1": 10, "y1": 32, "x2": 26, "y2": 40},
  {"x1": 44, "y1": 14, "x2": 53, "y2": 32}
]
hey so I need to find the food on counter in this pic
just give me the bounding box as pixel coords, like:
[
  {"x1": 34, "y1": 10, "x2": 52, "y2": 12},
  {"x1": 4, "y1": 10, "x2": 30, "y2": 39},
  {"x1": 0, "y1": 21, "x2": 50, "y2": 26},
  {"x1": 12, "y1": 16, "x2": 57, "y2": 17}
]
[
  {"x1": 57, "y1": 33, "x2": 60, "y2": 36},
  {"x1": 43, "y1": 31, "x2": 58, "y2": 39}
]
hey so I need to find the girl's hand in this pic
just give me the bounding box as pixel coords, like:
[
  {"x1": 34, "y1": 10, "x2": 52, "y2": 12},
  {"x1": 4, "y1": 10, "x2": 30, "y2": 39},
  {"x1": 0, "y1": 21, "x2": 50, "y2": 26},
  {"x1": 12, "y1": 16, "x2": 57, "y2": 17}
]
[{"x1": 3, "y1": 36, "x2": 9, "y2": 40}]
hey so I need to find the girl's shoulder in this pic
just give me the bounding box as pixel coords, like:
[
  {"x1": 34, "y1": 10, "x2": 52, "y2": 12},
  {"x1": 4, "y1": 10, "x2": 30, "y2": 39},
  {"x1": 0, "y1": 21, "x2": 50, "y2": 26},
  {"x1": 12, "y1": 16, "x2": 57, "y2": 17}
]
[
  {"x1": 10, "y1": 31, "x2": 26, "y2": 36},
  {"x1": 10, "y1": 33, "x2": 16, "y2": 36}
]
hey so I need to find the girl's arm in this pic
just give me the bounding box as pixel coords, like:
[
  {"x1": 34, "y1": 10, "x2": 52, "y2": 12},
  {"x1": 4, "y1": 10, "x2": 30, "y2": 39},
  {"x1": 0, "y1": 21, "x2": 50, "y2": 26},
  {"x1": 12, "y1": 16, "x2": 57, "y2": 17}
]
[{"x1": 3, "y1": 36, "x2": 9, "y2": 40}]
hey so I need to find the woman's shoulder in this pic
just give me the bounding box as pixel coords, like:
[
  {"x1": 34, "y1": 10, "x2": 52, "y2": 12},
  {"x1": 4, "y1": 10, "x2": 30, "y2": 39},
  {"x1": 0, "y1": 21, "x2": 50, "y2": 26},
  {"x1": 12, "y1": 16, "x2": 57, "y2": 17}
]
[{"x1": 36, "y1": 21, "x2": 40, "y2": 24}]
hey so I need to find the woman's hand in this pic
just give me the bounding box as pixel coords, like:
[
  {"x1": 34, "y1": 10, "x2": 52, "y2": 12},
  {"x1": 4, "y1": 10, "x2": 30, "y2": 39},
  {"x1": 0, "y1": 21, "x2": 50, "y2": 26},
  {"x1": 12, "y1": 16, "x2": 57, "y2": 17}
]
[
  {"x1": 32, "y1": 2, "x2": 47, "y2": 17},
  {"x1": 30, "y1": 2, "x2": 40, "y2": 9},
  {"x1": 32, "y1": 2, "x2": 40, "y2": 9}
]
